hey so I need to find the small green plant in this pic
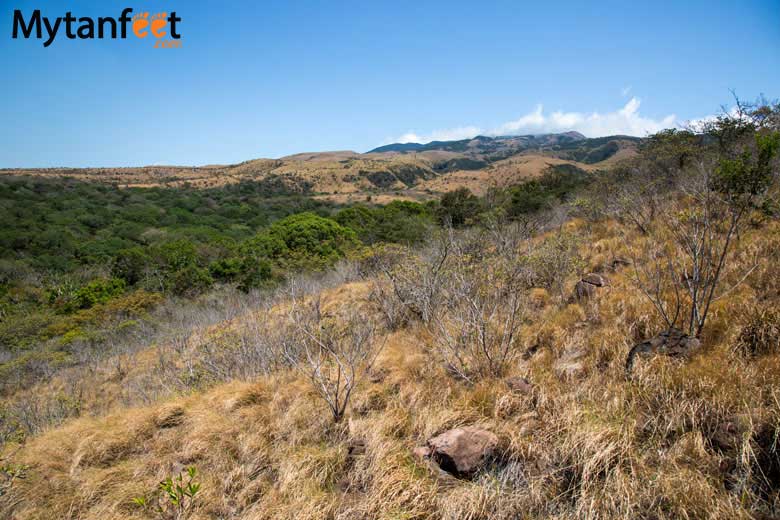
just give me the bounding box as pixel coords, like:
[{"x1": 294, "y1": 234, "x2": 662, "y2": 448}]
[{"x1": 132, "y1": 466, "x2": 201, "y2": 520}]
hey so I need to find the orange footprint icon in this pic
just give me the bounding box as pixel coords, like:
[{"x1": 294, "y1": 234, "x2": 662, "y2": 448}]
[
  {"x1": 150, "y1": 12, "x2": 168, "y2": 38},
  {"x1": 132, "y1": 12, "x2": 149, "y2": 38}
]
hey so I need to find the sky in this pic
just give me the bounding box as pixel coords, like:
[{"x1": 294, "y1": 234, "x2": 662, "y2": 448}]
[{"x1": 1, "y1": 0, "x2": 778, "y2": 167}]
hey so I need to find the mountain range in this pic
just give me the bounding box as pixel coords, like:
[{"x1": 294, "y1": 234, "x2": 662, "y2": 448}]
[{"x1": 0, "y1": 132, "x2": 641, "y2": 203}]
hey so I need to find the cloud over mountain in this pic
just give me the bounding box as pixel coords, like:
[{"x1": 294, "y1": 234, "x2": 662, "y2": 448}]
[{"x1": 387, "y1": 98, "x2": 679, "y2": 144}]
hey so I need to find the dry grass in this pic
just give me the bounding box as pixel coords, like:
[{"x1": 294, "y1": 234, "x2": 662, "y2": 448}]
[
  {"x1": 0, "y1": 146, "x2": 631, "y2": 202},
  {"x1": 2, "y1": 220, "x2": 779, "y2": 519}
]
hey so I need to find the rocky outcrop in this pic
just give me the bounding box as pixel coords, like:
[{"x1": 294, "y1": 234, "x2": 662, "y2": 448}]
[
  {"x1": 554, "y1": 349, "x2": 587, "y2": 380},
  {"x1": 414, "y1": 427, "x2": 498, "y2": 478},
  {"x1": 625, "y1": 328, "x2": 701, "y2": 374},
  {"x1": 573, "y1": 273, "x2": 610, "y2": 301},
  {"x1": 505, "y1": 376, "x2": 533, "y2": 395},
  {"x1": 609, "y1": 257, "x2": 631, "y2": 271}
]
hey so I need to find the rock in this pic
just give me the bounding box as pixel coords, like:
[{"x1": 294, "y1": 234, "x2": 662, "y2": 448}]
[
  {"x1": 347, "y1": 439, "x2": 366, "y2": 457},
  {"x1": 573, "y1": 273, "x2": 609, "y2": 301},
  {"x1": 505, "y1": 376, "x2": 533, "y2": 394},
  {"x1": 556, "y1": 360, "x2": 586, "y2": 379},
  {"x1": 582, "y1": 273, "x2": 609, "y2": 287},
  {"x1": 753, "y1": 423, "x2": 780, "y2": 498},
  {"x1": 554, "y1": 349, "x2": 587, "y2": 380},
  {"x1": 427, "y1": 427, "x2": 498, "y2": 477},
  {"x1": 625, "y1": 328, "x2": 701, "y2": 373},
  {"x1": 711, "y1": 421, "x2": 741, "y2": 452},
  {"x1": 412, "y1": 446, "x2": 431, "y2": 460},
  {"x1": 574, "y1": 280, "x2": 596, "y2": 301},
  {"x1": 518, "y1": 411, "x2": 541, "y2": 436},
  {"x1": 609, "y1": 257, "x2": 631, "y2": 271},
  {"x1": 367, "y1": 367, "x2": 388, "y2": 384}
]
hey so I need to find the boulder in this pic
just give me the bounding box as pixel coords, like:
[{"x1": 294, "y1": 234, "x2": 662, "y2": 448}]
[
  {"x1": 609, "y1": 257, "x2": 631, "y2": 271},
  {"x1": 625, "y1": 328, "x2": 702, "y2": 373},
  {"x1": 505, "y1": 376, "x2": 533, "y2": 394},
  {"x1": 573, "y1": 273, "x2": 610, "y2": 301},
  {"x1": 582, "y1": 273, "x2": 610, "y2": 287},
  {"x1": 711, "y1": 421, "x2": 741, "y2": 452},
  {"x1": 517, "y1": 411, "x2": 541, "y2": 436},
  {"x1": 574, "y1": 280, "x2": 596, "y2": 301},
  {"x1": 554, "y1": 349, "x2": 587, "y2": 380},
  {"x1": 412, "y1": 446, "x2": 431, "y2": 460},
  {"x1": 367, "y1": 367, "x2": 388, "y2": 384},
  {"x1": 347, "y1": 439, "x2": 366, "y2": 457},
  {"x1": 426, "y1": 427, "x2": 498, "y2": 477}
]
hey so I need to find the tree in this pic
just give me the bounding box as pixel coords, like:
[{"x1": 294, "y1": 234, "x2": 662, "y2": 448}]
[
  {"x1": 111, "y1": 247, "x2": 151, "y2": 285},
  {"x1": 630, "y1": 102, "x2": 779, "y2": 342},
  {"x1": 266, "y1": 212, "x2": 359, "y2": 270},
  {"x1": 438, "y1": 187, "x2": 481, "y2": 227}
]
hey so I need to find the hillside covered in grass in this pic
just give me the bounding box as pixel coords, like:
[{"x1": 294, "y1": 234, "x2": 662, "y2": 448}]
[
  {"x1": 0, "y1": 132, "x2": 636, "y2": 202},
  {"x1": 1, "y1": 100, "x2": 780, "y2": 519}
]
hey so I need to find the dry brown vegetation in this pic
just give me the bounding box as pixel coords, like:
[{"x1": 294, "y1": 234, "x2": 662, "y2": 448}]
[
  {"x1": 2, "y1": 207, "x2": 779, "y2": 519},
  {"x1": 2, "y1": 113, "x2": 779, "y2": 518},
  {"x1": 0, "y1": 139, "x2": 635, "y2": 201}
]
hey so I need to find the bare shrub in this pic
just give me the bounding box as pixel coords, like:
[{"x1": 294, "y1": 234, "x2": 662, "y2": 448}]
[
  {"x1": 369, "y1": 281, "x2": 408, "y2": 331},
  {"x1": 626, "y1": 105, "x2": 778, "y2": 372},
  {"x1": 283, "y1": 297, "x2": 381, "y2": 422},
  {"x1": 0, "y1": 380, "x2": 83, "y2": 444},
  {"x1": 430, "y1": 254, "x2": 531, "y2": 383},
  {"x1": 526, "y1": 230, "x2": 584, "y2": 300},
  {"x1": 629, "y1": 165, "x2": 762, "y2": 340},
  {"x1": 197, "y1": 307, "x2": 292, "y2": 382},
  {"x1": 377, "y1": 230, "x2": 455, "y2": 326}
]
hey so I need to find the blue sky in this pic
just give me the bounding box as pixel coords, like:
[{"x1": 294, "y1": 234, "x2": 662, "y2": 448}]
[{"x1": 1, "y1": 0, "x2": 778, "y2": 167}]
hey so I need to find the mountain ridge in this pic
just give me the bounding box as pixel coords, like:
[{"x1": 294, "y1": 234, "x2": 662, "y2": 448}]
[
  {"x1": 0, "y1": 132, "x2": 641, "y2": 202},
  {"x1": 368, "y1": 131, "x2": 590, "y2": 154}
]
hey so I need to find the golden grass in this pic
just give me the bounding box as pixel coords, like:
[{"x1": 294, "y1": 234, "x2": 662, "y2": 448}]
[
  {"x1": 0, "y1": 145, "x2": 634, "y2": 202},
  {"x1": 2, "y1": 221, "x2": 779, "y2": 519}
]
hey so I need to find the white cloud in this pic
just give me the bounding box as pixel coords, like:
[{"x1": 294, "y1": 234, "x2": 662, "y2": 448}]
[
  {"x1": 685, "y1": 106, "x2": 744, "y2": 131},
  {"x1": 490, "y1": 98, "x2": 677, "y2": 137},
  {"x1": 392, "y1": 126, "x2": 483, "y2": 144},
  {"x1": 384, "y1": 98, "x2": 680, "y2": 145},
  {"x1": 621, "y1": 85, "x2": 632, "y2": 97}
]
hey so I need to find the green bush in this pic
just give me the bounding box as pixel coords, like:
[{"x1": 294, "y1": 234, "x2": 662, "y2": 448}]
[
  {"x1": 208, "y1": 257, "x2": 243, "y2": 282},
  {"x1": 265, "y1": 212, "x2": 359, "y2": 270},
  {"x1": 506, "y1": 164, "x2": 590, "y2": 217},
  {"x1": 72, "y1": 278, "x2": 126, "y2": 310},
  {"x1": 335, "y1": 201, "x2": 432, "y2": 244},
  {"x1": 169, "y1": 266, "x2": 214, "y2": 296},
  {"x1": 437, "y1": 187, "x2": 481, "y2": 227},
  {"x1": 111, "y1": 247, "x2": 152, "y2": 285},
  {"x1": 0, "y1": 310, "x2": 55, "y2": 351}
]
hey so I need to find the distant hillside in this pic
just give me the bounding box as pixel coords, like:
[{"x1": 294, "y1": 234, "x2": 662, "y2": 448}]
[
  {"x1": 369, "y1": 131, "x2": 588, "y2": 156},
  {"x1": 0, "y1": 132, "x2": 640, "y2": 202}
]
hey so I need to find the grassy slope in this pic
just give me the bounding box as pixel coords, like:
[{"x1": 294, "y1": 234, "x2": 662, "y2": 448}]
[
  {"x1": 2, "y1": 217, "x2": 779, "y2": 519},
  {"x1": 0, "y1": 140, "x2": 637, "y2": 202}
]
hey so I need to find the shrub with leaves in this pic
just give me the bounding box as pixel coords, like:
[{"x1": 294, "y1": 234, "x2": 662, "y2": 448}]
[{"x1": 133, "y1": 466, "x2": 201, "y2": 520}]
